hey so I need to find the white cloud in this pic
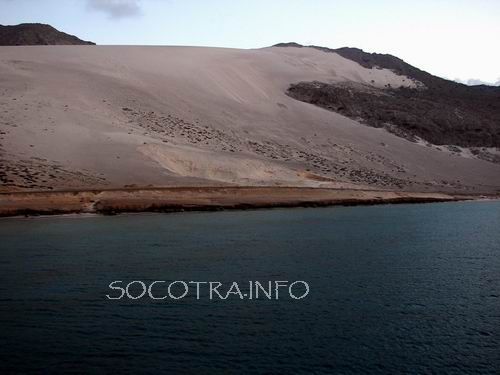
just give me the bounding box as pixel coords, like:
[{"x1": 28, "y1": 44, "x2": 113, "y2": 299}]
[
  {"x1": 87, "y1": 0, "x2": 141, "y2": 19},
  {"x1": 454, "y1": 77, "x2": 500, "y2": 87}
]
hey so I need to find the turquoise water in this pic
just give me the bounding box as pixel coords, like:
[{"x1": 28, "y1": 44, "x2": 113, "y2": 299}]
[{"x1": 1, "y1": 201, "x2": 499, "y2": 373}]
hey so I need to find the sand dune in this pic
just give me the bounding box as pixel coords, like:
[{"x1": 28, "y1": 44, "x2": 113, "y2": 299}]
[{"x1": 1, "y1": 45, "x2": 499, "y2": 193}]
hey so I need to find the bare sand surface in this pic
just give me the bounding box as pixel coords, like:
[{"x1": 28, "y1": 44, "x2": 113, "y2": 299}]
[
  {"x1": 1, "y1": 46, "x2": 500, "y2": 195},
  {"x1": 0, "y1": 187, "x2": 482, "y2": 218}
]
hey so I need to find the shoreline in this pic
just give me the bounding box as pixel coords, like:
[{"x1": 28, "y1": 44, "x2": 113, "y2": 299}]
[{"x1": 0, "y1": 186, "x2": 489, "y2": 218}]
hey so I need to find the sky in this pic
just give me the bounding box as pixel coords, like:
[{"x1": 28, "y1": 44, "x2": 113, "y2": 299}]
[{"x1": 1, "y1": 0, "x2": 499, "y2": 85}]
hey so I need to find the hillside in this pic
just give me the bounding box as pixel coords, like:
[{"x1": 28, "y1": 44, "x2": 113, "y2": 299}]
[
  {"x1": 276, "y1": 43, "x2": 500, "y2": 148},
  {"x1": 1, "y1": 45, "x2": 499, "y2": 194},
  {"x1": 0, "y1": 23, "x2": 95, "y2": 46}
]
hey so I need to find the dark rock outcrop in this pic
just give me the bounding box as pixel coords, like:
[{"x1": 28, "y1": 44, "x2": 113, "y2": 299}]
[
  {"x1": 287, "y1": 81, "x2": 500, "y2": 147},
  {"x1": 0, "y1": 23, "x2": 95, "y2": 46}
]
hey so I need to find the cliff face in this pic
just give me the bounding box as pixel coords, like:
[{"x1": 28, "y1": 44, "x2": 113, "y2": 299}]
[{"x1": 0, "y1": 23, "x2": 95, "y2": 45}]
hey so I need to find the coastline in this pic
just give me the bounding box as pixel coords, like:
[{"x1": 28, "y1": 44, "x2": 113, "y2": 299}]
[{"x1": 0, "y1": 186, "x2": 487, "y2": 218}]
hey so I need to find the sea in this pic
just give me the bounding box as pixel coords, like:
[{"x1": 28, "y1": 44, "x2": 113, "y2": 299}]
[{"x1": 1, "y1": 201, "x2": 499, "y2": 373}]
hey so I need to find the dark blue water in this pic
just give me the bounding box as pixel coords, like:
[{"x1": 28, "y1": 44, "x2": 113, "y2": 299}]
[{"x1": 1, "y1": 201, "x2": 499, "y2": 374}]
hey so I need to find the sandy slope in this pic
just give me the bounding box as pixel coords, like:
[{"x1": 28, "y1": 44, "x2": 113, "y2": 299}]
[{"x1": 1, "y1": 45, "x2": 499, "y2": 193}]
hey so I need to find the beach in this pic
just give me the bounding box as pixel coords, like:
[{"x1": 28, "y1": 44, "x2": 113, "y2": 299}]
[{"x1": 0, "y1": 186, "x2": 485, "y2": 217}]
